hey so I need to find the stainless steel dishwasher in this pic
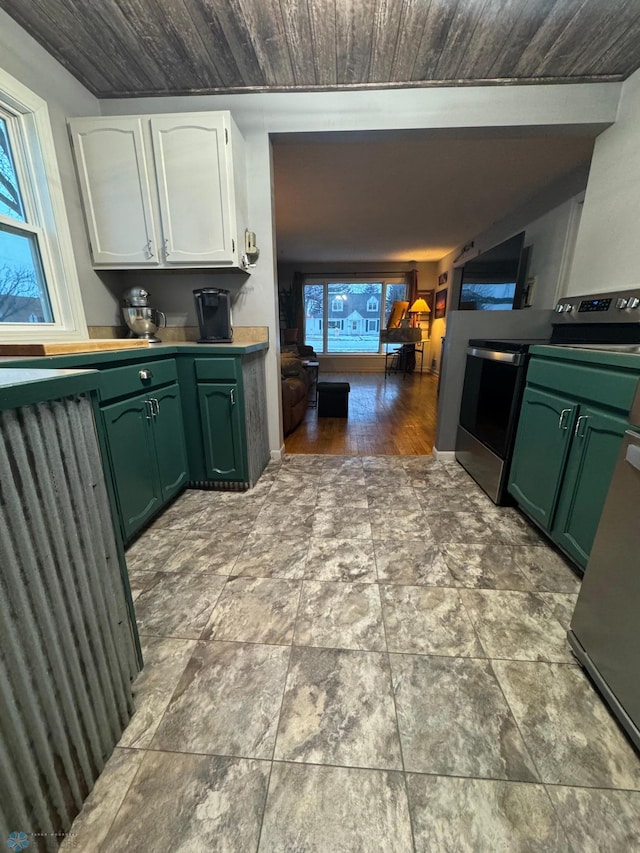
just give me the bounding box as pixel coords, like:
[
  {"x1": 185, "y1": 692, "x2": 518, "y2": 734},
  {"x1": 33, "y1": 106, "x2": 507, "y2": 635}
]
[{"x1": 568, "y1": 379, "x2": 640, "y2": 751}]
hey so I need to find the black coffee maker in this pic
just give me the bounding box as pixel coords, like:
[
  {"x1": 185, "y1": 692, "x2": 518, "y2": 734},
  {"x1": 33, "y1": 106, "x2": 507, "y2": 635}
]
[{"x1": 193, "y1": 288, "x2": 233, "y2": 343}]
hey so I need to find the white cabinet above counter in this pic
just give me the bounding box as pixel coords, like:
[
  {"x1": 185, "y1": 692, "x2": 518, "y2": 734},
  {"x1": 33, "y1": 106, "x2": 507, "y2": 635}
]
[{"x1": 68, "y1": 111, "x2": 249, "y2": 270}]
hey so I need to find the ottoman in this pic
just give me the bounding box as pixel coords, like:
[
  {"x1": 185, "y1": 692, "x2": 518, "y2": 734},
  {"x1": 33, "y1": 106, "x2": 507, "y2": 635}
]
[{"x1": 317, "y1": 381, "x2": 351, "y2": 417}]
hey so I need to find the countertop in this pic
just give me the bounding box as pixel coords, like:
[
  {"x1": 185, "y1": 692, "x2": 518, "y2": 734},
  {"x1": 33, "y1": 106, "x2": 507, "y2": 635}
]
[
  {"x1": 0, "y1": 338, "x2": 269, "y2": 370},
  {"x1": 0, "y1": 368, "x2": 100, "y2": 411},
  {"x1": 531, "y1": 344, "x2": 640, "y2": 370}
]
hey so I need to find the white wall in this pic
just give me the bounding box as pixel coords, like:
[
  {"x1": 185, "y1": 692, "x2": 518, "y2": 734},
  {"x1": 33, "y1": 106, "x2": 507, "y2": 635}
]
[
  {"x1": 569, "y1": 67, "x2": 640, "y2": 295},
  {"x1": 0, "y1": 9, "x2": 120, "y2": 325}
]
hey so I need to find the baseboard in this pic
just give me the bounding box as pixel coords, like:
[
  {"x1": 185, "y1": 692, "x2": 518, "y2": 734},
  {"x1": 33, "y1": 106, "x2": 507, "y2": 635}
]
[
  {"x1": 433, "y1": 447, "x2": 456, "y2": 462},
  {"x1": 271, "y1": 446, "x2": 285, "y2": 462}
]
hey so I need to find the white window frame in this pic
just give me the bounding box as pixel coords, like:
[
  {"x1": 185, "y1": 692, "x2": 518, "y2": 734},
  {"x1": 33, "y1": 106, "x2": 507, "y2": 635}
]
[
  {"x1": 303, "y1": 275, "x2": 407, "y2": 354},
  {"x1": 331, "y1": 297, "x2": 344, "y2": 312},
  {"x1": 0, "y1": 67, "x2": 87, "y2": 341}
]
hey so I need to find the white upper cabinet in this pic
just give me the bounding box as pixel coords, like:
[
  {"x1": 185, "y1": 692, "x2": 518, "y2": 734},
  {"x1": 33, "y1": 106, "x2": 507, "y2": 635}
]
[{"x1": 69, "y1": 111, "x2": 248, "y2": 270}]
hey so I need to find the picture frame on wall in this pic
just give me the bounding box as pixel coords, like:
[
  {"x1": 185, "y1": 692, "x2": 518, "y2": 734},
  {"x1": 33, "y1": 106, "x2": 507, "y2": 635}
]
[{"x1": 434, "y1": 288, "x2": 448, "y2": 319}]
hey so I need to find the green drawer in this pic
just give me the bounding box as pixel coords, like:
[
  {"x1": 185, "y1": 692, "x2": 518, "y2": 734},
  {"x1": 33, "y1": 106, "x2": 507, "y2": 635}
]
[
  {"x1": 194, "y1": 357, "x2": 239, "y2": 382},
  {"x1": 99, "y1": 358, "x2": 178, "y2": 403},
  {"x1": 526, "y1": 358, "x2": 639, "y2": 413}
]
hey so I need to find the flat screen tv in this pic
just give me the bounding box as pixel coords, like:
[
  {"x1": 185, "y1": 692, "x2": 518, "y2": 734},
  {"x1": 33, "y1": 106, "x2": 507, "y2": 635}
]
[{"x1": 458, "y1": 232, "x2": 529, "y2": 311}]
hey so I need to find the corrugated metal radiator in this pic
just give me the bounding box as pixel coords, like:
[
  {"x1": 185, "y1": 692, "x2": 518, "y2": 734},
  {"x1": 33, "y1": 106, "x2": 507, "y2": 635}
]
[{"x1": 0, "y1": 395, "x2": 139, "y2": 851}]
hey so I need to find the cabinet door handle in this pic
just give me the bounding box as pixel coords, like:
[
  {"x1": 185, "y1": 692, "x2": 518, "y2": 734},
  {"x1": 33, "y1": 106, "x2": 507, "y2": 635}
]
[
  {"x1": 144, "y1": 399, "x2": 152, "y2": 420},
  {"x1": 164, "y1": 238, "x2": 170, "y2": 258},
  {"x1": 574, "y1": 415, "x2": 588, "y2": 437},
  {"x1": 230, "y1": 388, "x2": 235, "y2": 406},
  {"x1": 151, "y1": 398, "x2": 160, "y2": 417},
  {"x1": 558, "y1": 408, "x2": 572, "y2": 430},
  {"x1": 144, "y1": 240, "x2": 154, "y2": 259}
]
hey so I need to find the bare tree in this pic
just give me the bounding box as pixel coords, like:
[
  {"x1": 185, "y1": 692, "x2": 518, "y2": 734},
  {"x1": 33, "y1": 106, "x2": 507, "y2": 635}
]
[{"x1": 0, "y1": 264, "x2": 41, "y2": 321}]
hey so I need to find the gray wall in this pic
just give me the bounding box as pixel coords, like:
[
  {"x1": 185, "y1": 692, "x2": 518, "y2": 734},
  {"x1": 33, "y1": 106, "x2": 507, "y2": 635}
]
[{"x1": 0, "y1": 9, "x2": 121, "y2": 325}]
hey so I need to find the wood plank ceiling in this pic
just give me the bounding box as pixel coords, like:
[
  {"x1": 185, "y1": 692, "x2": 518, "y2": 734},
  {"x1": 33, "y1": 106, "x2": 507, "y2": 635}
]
[{"x1": 2, "y1": 0, "x2": 640, "y2": 98}]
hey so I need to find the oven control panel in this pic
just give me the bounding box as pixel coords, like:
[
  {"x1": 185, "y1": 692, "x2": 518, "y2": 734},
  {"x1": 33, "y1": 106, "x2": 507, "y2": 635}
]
[{"x1": 553, "y1": 288, "x2": 640, "y2": 323}]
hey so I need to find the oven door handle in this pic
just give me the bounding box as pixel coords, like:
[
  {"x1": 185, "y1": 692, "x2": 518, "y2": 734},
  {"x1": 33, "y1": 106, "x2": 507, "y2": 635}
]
[{"x1": 466, "y1": 347, "x2": 524, "y2": 366}]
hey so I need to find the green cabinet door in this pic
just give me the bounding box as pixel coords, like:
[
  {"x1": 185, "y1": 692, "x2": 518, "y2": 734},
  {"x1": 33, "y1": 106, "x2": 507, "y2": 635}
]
[
  {"x1": 102, "y1": 394, "x2": 160, "y2": 539},
  {"x1": 508, "y1": 386, "x2": 577, "y2": 529},
  {"x1": 552, "y1": 404, "x2": 627, "y2": 569},
  {"x1": 152, "y1": 383, "x2": 189, "y2": 501},
  {"x1": 197, "y1": 382, "x2": 243, "y2": 480}
]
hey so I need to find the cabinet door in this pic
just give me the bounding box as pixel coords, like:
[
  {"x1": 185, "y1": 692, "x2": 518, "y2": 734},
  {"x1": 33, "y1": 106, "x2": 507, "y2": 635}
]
[
  {"x1": 150, "y1": 114, "x2": 234, "y2": 264},
  {"x1": 70, "y1": 117, "x2": 159, "y2": 265},
  {"x1": 508, "y1": 387, "x2": 577, "y2": 529},
  {"x1": 102, "y1": 395, "x2": 160, "y2": 539},
  {"x1": 552, "y1": 405, "x2": 627, "y2": 569},
  {"x1": 151, "y1": 383, "x2": 189, "y2": 500},
  {"x1": 197, "y1": 383, "x2": 243, "y2": 480}
]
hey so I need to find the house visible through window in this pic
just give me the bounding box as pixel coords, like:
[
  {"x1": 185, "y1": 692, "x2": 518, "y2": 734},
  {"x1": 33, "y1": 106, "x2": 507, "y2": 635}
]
[
  {"x1": 303, "y1": 277, "x2": 408, "y2": 354},
  {"x1": 0, "y1": 68, "x2": 86, "y2": 339}
]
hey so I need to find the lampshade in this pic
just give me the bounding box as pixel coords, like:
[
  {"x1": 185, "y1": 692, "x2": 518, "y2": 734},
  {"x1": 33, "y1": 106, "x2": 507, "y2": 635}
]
[{"x1": 409, "y1": 298, "x2": 430, "y2": 314}]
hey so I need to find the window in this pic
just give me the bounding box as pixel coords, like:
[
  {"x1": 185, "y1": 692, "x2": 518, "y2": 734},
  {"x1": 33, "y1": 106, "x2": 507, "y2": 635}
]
[
  {"x1": 0, "y1": 68, "x2": 86, "y2": 340},
  {"x1": 303, "y1": 277, "x2": 407, "y2": 354}
]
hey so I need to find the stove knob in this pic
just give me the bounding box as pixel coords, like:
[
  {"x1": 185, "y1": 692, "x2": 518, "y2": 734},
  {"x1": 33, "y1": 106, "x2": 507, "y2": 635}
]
[
  {"x1": 562, "y1": 303, "x2": 573, "y2": 313},
  {"x1": 554, "y1": 304, "x2": 564, "y2": 313},
  {"x1": 616, "y1": 297, "x2": 629, "y2": 309},
  {"x1": 629, "y1": 297, "x2": 640, "y2": 309}
]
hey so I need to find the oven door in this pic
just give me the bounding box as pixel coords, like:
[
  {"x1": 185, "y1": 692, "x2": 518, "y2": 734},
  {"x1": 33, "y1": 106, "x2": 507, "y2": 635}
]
[{"x1": 459, "y1": 346, "x2": 525, "y2": 458}]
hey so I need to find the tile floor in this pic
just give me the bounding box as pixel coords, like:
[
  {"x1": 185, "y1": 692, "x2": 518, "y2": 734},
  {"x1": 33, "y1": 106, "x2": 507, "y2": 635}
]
[{"x1": 62, "y1": 456, "x2": 640, "y2": 852}]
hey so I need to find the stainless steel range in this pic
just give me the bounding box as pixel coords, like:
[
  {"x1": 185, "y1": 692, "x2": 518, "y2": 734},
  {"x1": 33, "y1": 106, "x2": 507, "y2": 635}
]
[{"x1": 455, "y1": 288, "x2": 640, "y2": 504}]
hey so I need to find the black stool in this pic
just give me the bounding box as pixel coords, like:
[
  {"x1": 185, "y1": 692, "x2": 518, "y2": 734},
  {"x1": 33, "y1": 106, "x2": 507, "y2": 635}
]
[{"x1": 317, "y1": 381, "x2": 351, "y2": 417}]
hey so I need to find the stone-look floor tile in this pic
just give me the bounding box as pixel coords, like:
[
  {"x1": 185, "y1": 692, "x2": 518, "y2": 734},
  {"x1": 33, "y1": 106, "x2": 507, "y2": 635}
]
[
  {"x1": 363, "y1": 456, "x2": 406, "y2": 471},
  {"x1": 407, "y1": 775, "x2": 570, "y2": 853},
  {"x1": 254, "y1": 502, "x2": 316, "y2": 535},
  {"x1": 539, "y1": 592, "x2": 578, "y2": 630},
  {"x1": 102, "y1": 751, "x2": 270, "y2": 853},
  {"x1": 374, "y1": 541, "x2": 454, "y2": 586},
  {"x1": 546, "y1": 786, "x2": 640, "y2": 853},
  {"x1": 134, "y1": 572, "x2": 226, "y2": 639},
  {"x1": 125, "y1": 529, "x2": 187, "y2": 572},
  {"x1": 234, "y1": 533, "x2": 308, "y2": 579},
  {"x1": 202, "y1": 577, "x2": 300, "y2": 644},
  {"x1": 512, "y1": 545, "x2": 581, "y2": 593},
  {"x1": 304, "y1": 537, "x2": 377, "y2": 582},
  {"x1": 275, "y1": 646, "x2": 402, "y2": 770},
  {"x1": 381, "y1": 585, "x2": 483, "y2": 657},
  {"x1": 259, "y1": 762, "x2": 413, "y2": 853},
  {"x1": 59, "y1": 748, "x2": 144, "y2": 852},
  {"x1": 492, "y1": 660, "x2": 640, "y2": 789},
  {"x1": 159, "y1": 529, "x2": 244, "y2": 574},
  {"x1": 196, "y1": 503, "x2": 262, "y2": 536},
  {"x1": 146, "y1": 500, "x2": 205, "y2": 532},
  {"x1": 316, "y1": 482, "x2": 368, "y2": 507},
  {"x1": 151, "y1": 640, "x2": 290, "y2": 758},
  {"x1": 416, "y1": 484, "x2": 495, "y2": 513},
  {"x1": 118, "y1": 636, "x2": 196, "y2": 748},
  {"x1": 442, "y1": 544, "x2": 532, "y2": 590},
  {"x1": 294, "y1": 581, "x2": 385, "y2": 651},
  {"x1": 390, "y1": 654, "x2": 538, "y2": 781},
  {"x1": 460, "y1": 589, "x2": 574, "y2": 663},
  {"x1": 427, "y1": 512, "x2": 497, "y2": 545},
  {"x1": 127, "y1": 569, "x2": 158, "y2": 602},
  {"x1": 484, "y1": 509, "x2": 546, "y2": 545},
  {"x1": 366, "y1": 485, "x2": 418, "y2": 508},
  {"x1": 312, "y1": 507, "x2": 372, "y2": 539},
  {"x1": 267, "y1": 480, "x2": 319, "y2": 504},
  {"x1": 369, "y1": 507, "x2": 430, "y2": 540}
]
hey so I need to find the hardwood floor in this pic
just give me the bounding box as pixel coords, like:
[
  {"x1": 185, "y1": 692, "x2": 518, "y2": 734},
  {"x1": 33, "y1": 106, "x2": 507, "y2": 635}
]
[{"x1": 284, "y1": 370, "x2": 438, "y2": 456}]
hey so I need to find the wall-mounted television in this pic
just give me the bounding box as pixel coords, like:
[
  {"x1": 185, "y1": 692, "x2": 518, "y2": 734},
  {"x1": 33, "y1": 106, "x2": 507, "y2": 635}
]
[{"x1": 458, "y1": 232, "x2": 530, "y2": 311}]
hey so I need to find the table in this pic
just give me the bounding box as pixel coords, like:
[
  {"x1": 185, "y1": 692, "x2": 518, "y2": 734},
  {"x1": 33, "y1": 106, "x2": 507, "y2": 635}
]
[{"x1": 301, "y1": 359, "x2": 320, "y2": 407}]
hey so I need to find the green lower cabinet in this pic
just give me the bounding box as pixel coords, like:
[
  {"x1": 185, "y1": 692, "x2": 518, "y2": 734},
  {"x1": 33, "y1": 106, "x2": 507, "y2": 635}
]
[
  {"x1": 551, "y1": 404, "x2": 627, "y2": 567},
  {"x1": 103, "y1": 382, "x2": 188, "y2": 540},
  {"x1": 152, "y1": 383, "x2": 189, "y2": 501},
  {"x1": 102, "y1": 394, "x2": 161, "y2": 539},
  {"x1": 197, "y1": 382, "x2": 244, "y2": 480},
  {"x1": 508, "y1": 386, "x2": 577, "y2": 530}
]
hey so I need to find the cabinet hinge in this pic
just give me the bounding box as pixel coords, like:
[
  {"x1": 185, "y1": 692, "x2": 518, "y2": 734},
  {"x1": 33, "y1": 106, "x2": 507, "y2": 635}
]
[{"x1": 225, "y1": 127, "x2": 228, "y2": 144}]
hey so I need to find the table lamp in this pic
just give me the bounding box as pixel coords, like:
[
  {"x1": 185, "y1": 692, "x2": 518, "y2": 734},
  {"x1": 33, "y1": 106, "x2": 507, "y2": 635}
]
[{"x1": 408, "y1": 298, "x2": 430, "y2": 327}]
